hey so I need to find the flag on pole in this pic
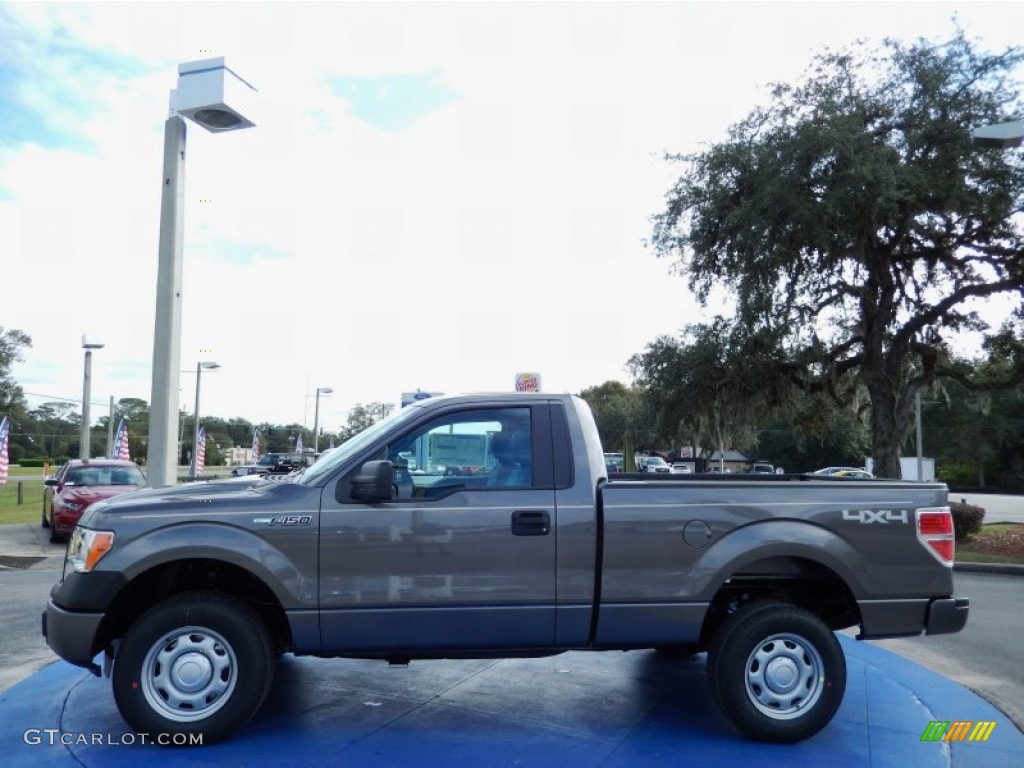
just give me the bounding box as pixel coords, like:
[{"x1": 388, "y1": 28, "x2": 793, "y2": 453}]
[
  {"x1": 251, "y1": 429, "x2": 260, "y2": 462},
  {"x1": 111, "y1": 418, "x2": 131, "y2": 461},
  {"x1": 196, "y1": 427, "x2": 207, "y2": 475},
  {"x1": 295, "y1": 433, "x2": 303, "y2": 453},
  {"x1": 0, "y1": 416, "x2": 10, "y2": 486}
]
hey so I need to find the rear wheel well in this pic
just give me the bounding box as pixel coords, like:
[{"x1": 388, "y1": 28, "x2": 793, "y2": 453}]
[
  {"x1": 96, "y1": 559, "x2": 293, "y2": 656},
  {"x1": 699, "y1": 557, "x2": 860, "y2": 647}
]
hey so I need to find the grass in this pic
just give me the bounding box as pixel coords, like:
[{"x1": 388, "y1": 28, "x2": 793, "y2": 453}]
[
  {"x1": 0, "y1": 473, "x2": 44, "y2": 525},
  {"x1": 958, "y1": 522, "x2": 1024, "y2": 565}
]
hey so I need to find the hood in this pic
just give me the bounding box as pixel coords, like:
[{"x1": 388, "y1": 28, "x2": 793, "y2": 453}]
[
  {"x1": 79, "y1": 473, "x2": 307, "y2": 518},
  {"x1": 60, "y1": 485, "x2": 143, "y2": 504}
]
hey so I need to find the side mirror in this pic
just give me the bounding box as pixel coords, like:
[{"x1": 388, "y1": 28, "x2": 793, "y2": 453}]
[
  {"x1": 44, "y1": 478, "x2": 59, "y2": 487},
  {"x1": 351, "y1": 460, "x2": 394, "y2": 502}
]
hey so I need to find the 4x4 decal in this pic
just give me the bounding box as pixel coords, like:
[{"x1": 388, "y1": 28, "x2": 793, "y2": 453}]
[{"x1": 842, "y1": 508, "x2": 909, "y2": 524}]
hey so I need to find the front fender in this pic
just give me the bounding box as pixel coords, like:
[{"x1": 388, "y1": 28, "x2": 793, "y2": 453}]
[{"x1": 87, "y1": 522, "x2": 317, "y2": 610}]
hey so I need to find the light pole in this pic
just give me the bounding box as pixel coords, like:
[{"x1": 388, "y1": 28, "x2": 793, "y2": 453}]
[
  {"x1": 147, "y1": 57, "x2": 257, "y2": 487},
  {"x1": 313, "y1": 387, "x2": 333, "y2": 454},
  {"x1": 80, "y1": 336, "x2": 105, "y2": 459},
  {"x1": 972, "y1": 119, "x2": 1024, "y2": 149},
  {"x1": 190, "y1": 361, "x2": 221, "y2": 480}
]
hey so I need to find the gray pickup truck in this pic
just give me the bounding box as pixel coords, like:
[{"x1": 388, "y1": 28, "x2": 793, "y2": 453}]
[{"x1": 43, "y1": 393, "x2": 968, "y2": 745}]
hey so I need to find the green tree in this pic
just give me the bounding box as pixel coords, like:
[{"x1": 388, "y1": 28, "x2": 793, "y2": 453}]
[
  {"x1": 27, "y1": 401, "x2": 79, "y2": 461},
  {"x1": 756, "y1": 393, "x2": 871, "y2": 473},
  {"x1": 97, "y1": 398, "x2": 151, "y2": 460},
  {"x1": 629, "y1": 320, "x2": 796, "y2": 460},
  {"x1": 650, "y1": 31, "x2": 1024, "y2": 478},
  {"x1": 577, "y1": 381, "x2": 655, "y2": 452},
  {"x1": 1, "y1": 328, "x2": 32, "y2": 460},
  {"x1": 339, "y1": 402, "x2": 394, "y2": 442}
]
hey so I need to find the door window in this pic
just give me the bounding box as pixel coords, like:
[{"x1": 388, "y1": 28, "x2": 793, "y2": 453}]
[{"x1": 383, "y1": 407, "x2": 534, "y2": 500}]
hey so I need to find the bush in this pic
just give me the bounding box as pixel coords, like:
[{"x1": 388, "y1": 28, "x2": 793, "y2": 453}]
[
  {"x1": 949, "y1": 501, "x2": 985, "y2": 541},
  {"x1": 17, "y1": 458, "x2": 57, "y2": 468}
]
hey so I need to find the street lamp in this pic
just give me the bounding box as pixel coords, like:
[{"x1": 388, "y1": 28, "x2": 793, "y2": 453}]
[
  {"x1": 190, "y1": 361, "x2": 221, "y2": 480},
  {"x1": 313, "y1": 387, "x2": 334, "y2": 454},
  {"x1": 80, "y1": 335, "x2": 105, "y2": 459},
  {"x1": 147, "y1": 57, "x2": 257, "y2": 488},
  {"x1": 972, "y1": 119, "x2": 1024, "y2": 149}
]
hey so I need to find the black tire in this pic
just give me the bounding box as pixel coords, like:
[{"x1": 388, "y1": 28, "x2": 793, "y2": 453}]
[
  {"x1": 48, "y1": 520, "x2": 60, "y2": 543},
  {"x1": 112, "y1": 592, "x2": 274, "y2": 744},
  {"x1": 706, "y1": 601, "x2": 845, "y2": 743},
  {"x1": 42, "y1": 504, "x2": 49, "y2": 528}
]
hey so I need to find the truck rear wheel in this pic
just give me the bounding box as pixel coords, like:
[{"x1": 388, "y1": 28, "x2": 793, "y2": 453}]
[
  {"x1": 706, "y1": 601, "x2": 845, "y2": 743},
  {"x1": 112, "y1": 592, "x2": 274, "y2": 743}
]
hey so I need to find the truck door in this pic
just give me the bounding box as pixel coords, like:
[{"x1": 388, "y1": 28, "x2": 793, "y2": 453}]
[{"x1": 318, "y1": 403, "x2": 557, "y2": 653}]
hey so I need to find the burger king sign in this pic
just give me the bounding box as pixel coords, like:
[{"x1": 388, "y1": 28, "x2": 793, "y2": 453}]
[{"x1": 515, "y1": 372, "x2": 541, "y2": 392}]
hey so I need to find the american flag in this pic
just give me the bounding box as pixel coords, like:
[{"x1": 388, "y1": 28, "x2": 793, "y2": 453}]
[
  {"x1": 0, "y1": 416, "x2": 9, "y2": 486},
  {"x1": 295, "y1": 433, "x2": 303, "y2": 453},
  {"x1": 251, "y1": 429, "x2": 260, "y2": 462},
  {"x1": 111, "y1": 418, "x2": 131, "y2": 461},
  {"x1": 196, "y1": 426, "x2": 207, "y2": 475}
]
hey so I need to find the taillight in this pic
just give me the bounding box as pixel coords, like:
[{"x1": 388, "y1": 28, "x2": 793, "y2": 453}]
[{"x1": 917, "y1": 507, "x2": 954, "y2": 566}]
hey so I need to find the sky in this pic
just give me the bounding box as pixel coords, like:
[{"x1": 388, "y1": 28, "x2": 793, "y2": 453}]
[{"x1": 2, "y1": 1, "x2": 1023, "y2": 433}]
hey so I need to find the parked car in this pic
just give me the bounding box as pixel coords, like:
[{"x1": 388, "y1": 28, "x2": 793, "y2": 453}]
[
  {"x1": 230, "y1": 465, "x2": 266, "y2": 477},
  {"x1": 749, "y1": 463, "x2": 775, "y2": 474},
  {"x1": 832, "y1": 469, "x2": 875, "y2": 479},
  {"x1": 638, "y1": 456, "x2": 672, "y2": 473},
  {"x1": 41, "y1": 459, "x2": 146, "y2": 542},
  {"x1": 812, "y1": 466, "x2": 866, "y2": 476},
  {"x1": 603, "y1": 452, "x2": 624, "y2": 473},
  {"x1": 257, "y1": 452, "x2": 311, "y2": 474},
  {"x1": 671, "y1": 462, "x2": 693, "y2": 474}
]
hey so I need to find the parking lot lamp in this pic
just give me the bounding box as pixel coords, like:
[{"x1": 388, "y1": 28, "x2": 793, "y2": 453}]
[
  {"x1": 190, "y1": 362, "x2": 221, "y2": 480},
  {"x1": 147, "y1": 58, "x2": 257, "y2": 487},
  {"x1": 313, "y1": 387, "x2": 334, "y2": 454},
  {"x1": 80, "y1": 336, "x2": 105, "y2": 459}
]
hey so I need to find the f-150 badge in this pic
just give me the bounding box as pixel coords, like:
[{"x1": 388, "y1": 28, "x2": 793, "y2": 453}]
[
  {"x1": 253, "y1": 514, "x2": 313, "y2": 526},
  {"x1": 842, "y1": 508, "x2": 909, "y2": 524}
]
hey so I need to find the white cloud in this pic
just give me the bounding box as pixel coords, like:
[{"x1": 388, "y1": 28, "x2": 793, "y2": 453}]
[{"x1": 3, "y1": 1, "x2": 1023, "y2": 432}]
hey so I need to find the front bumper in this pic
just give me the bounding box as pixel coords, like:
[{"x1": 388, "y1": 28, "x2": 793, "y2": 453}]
[{"x1": 42, "y1": 599, "x2": 104, "y2": 675}]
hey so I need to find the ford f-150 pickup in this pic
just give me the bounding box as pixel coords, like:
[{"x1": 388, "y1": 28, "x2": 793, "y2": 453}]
[{"x1": 42, "y1": 392, "x2": 968, "y2": 744}]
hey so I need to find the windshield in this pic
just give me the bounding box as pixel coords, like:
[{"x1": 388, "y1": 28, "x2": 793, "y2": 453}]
[
  {"x1": 298, "y1": 404, "x2": 424, "y2": 485},
  {"x1": 66, "y1": 465, "x2": 146, "y2": 486}
]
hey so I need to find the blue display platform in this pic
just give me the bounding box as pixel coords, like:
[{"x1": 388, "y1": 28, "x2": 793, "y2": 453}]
[{"x1": 2, "y1": 636, "x2": 1021, "y2": 767}]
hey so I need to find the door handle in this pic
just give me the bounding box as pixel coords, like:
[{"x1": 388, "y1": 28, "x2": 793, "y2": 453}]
[{"x1": 511, "y1": 510, "x2": 550, "y2": 536}]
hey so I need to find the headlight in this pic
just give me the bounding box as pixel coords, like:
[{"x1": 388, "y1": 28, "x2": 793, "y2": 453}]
[
  {"x1": 66, "y1": 528, "x2": 115, "y2": 573},
  {"x1": 59, "y1": 500, "x2": 84, "y2": 510}
]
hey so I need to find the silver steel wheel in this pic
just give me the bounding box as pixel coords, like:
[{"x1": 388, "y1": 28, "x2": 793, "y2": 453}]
[
  {"x1": 743, "y1": 632, "x2": 825, "y2": 719},
  {"x1": 140, "y1": 626, "x2": 238, "y2": 723}
]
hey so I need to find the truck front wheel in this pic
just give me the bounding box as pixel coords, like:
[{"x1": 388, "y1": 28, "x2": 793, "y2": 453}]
[
  {"x1": 706, "y1": 601, "x2": 845, "y2": 743},
  {"x1": 112, "y1": 592, "x2": 274, "y2": 743}
]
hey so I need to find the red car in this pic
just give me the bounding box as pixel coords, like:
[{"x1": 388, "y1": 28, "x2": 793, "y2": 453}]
[{"x1": 42, "y1": 459, "x2": 147, "y2": 542}]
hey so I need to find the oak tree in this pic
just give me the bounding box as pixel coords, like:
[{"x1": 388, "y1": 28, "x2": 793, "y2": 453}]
[{"x1": 651, "y1": 31, "x2": 1024, "y2": 477}]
